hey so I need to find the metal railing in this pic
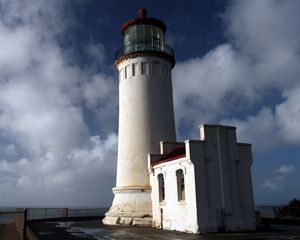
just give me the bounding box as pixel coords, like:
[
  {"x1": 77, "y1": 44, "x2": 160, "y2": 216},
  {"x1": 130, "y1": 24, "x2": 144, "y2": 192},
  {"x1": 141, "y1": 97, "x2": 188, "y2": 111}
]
[
  {"x1": 26, "y1": 207, "x2": 108, "y2": 220},
  {"x1": 0, "y1": 208, "x2": 108, "y2": 240},
  {"x1": 0, "y1": 207, "x2": 107, "y2": 223},
  {"x1": 115, "y1": 41, "x2": 174, "y2": 60}
]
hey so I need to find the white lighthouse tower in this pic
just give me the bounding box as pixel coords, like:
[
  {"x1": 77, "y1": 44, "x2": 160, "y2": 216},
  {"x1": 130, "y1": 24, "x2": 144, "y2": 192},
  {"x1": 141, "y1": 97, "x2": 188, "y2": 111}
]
[{"x1": 103, "y1": 9, "x2": 176, "y2": 226}]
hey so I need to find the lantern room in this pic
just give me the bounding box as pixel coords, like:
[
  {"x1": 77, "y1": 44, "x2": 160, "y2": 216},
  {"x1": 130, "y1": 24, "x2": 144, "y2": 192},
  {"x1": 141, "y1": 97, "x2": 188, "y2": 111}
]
[{"x1": 115, "y1": 8, "x2": 175, "y2": 67}]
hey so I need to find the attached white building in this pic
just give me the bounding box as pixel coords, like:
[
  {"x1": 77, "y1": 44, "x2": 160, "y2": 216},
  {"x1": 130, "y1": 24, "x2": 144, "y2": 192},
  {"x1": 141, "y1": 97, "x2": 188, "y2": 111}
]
[{"x1": 148, "y1": 124, "x2": 256, "y2": 233}]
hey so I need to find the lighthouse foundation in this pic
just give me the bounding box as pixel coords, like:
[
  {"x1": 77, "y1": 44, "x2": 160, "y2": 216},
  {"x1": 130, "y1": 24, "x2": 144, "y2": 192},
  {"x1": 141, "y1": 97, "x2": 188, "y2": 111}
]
[{"x1": 102, "y1": 186, "x2": 152, "y2": 226}]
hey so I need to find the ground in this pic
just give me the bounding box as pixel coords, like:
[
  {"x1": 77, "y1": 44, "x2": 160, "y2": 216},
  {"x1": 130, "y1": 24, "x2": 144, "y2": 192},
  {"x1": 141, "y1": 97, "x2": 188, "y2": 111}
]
[{"x1": 27, "y1": 219, "x2": 300, "y2": 240}]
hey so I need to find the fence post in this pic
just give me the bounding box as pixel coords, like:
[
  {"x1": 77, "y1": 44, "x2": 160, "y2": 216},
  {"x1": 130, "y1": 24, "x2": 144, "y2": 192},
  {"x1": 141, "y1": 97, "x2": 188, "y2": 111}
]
[
  {"x1": 23, "y1": 208, "x2": 27, "y2": 240},
  {"x1": 64, "y1": 208, "x2": 68, "y2": 218}
]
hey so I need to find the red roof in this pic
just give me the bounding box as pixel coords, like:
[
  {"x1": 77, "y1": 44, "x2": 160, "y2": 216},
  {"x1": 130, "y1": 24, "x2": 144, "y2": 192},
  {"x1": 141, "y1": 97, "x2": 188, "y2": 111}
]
[
  {"x1": 152, "y1": 147, "x2": 186, "y2": 166},
  {"x1": 121, "y1": 8, "x2": 166, "y2": 34}
]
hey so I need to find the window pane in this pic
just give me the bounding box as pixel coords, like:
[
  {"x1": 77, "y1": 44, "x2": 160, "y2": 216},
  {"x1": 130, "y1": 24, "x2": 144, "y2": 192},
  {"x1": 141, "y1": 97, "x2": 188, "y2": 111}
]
[
  {"x1": 176, "y1": 169, "x2": 185, "y2": 201},
  {"x1": 141, "y1": 62, "x2": 148, "y2": 75},
  {"x1": 132, "y1": 63, "x2": 138, "y2": 77},
  {"x1": 144, "y1": 25, "x2": 152, "y2": 40},
  {"x1": 158, "y1": 174, "x2": 165, "y2": 202},
  {"x1": 136, "y1": 25, "x2": 144, "y2": 42},
  {"x1": 153, "y1": 61, "x2": 160, "y2": 75}
]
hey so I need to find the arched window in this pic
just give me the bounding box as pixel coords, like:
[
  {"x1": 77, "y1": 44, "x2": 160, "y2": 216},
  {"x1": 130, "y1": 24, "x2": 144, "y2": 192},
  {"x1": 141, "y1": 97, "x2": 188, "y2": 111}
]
[
  {"x1": 158, "y1": 174, "x2": 165, "y2": 202},
  {"x1": 176, "y1": 169, "x2": 185, "y2": 201}
]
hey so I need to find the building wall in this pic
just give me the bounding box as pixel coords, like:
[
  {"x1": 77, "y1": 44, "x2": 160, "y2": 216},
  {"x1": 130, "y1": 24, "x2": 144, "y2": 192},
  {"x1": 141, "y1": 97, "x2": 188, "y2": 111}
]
[
  {"x1": 149, "y1": 156, "x2": 199, "y2": 233},
  {"x1": 117, "y1": 56, "x2": 176, "y2": 187},
  {"x1": 103, "y1": 55, "x2": 176, "y2": 226},
  {"x1": 196, "y1": 124, "x2": 256, "y2": 232},
  {"x1": 149, "y1": 124, "x2": 256, "y2": 233}
]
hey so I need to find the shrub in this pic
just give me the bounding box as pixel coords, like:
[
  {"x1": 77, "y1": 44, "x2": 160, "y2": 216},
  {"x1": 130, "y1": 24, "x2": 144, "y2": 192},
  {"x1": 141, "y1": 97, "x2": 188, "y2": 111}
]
[{"x1": 276, "y1": 198, "x2": 300, "y2": 218}]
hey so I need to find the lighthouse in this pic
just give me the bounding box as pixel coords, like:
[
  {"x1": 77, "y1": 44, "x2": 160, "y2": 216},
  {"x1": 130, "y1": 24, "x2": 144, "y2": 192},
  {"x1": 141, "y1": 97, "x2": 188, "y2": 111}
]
[{"x1": 103, "y1": 9, "x2": 176, "y2": 226}]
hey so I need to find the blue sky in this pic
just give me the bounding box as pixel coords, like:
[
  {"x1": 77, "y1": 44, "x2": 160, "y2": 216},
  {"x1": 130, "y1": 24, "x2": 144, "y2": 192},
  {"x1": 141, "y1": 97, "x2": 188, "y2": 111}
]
[{"x1": 0, "y1": 0, "x2": 299, "y2": 207}]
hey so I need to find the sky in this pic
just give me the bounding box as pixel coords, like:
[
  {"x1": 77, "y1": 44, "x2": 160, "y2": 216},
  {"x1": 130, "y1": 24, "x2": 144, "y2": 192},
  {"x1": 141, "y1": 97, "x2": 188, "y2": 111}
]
[{"x1": 0, "y1": 0, "x2": 299, "y2": 207}]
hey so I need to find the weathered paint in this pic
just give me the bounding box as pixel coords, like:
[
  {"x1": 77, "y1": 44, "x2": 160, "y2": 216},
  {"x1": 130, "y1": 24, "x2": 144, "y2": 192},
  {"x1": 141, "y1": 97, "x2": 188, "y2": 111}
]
[
  {"x1": 103, "y1": 56, "x2": 176, "y2": 226},
  {"x1": 149, "y1": 124, "x2": 256, "y2": 233}
]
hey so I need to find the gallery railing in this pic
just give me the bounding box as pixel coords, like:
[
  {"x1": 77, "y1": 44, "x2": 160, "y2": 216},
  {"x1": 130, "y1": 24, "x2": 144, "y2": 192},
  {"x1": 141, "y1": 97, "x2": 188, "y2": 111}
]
[{"x1": 115, "y1": 41, "x2": 174, "y2": 60}]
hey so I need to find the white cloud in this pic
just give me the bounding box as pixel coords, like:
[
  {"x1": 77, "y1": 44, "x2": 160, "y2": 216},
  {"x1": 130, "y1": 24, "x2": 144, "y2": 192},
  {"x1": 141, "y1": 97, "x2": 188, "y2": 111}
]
[
  {"x1": 173, "y1": 0, "x2": 300, "y2": 151},
  {"x1": 260, "y1": 179, "x2": 283, "y2": 191},
  {"x1": 4, "y1": 144, "x2": 16, "y2": 156},
  {"x1": 0, "y1": 134, "x2": 117, "y2": 206},
  {"x1": 1, "y1": 0, "x2": 300, "y2": 207},
  {"x1": 275, "y1": 165, "x2": 296, "y2": 175},
  {"x1": 260, "y1": 165, "x2": 296, "y2": 191},
  {"x1": 221, "y1": 108, "x2": 280, "y2": 151},
  {"x1": 82, "y1": 73, "x2": 118, "y2": 135},
  {"x1": 0, "y1": 0, "x2": 118, "y2": 206},
  {"x1": 85, "y1": 43, "x2": 106, "y2": 70}
]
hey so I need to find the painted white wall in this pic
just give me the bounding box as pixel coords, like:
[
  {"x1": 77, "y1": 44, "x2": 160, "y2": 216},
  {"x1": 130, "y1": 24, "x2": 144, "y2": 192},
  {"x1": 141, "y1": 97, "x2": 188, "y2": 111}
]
[
  {"x1": 196, "y1": 124, "x2": 256, "y2": 232},
  {"x1": 149, "y1": 124, "x2": 256, "y2": 233},
  {"x1": 150, "y1": 156, "x2": 199, "y2": 233},
  {"x1": 103, "y1": 55, "x2": 176, "y2": 226},
  {"x1": 117, "y1": 56, "x2": 176, "y2": 187}
]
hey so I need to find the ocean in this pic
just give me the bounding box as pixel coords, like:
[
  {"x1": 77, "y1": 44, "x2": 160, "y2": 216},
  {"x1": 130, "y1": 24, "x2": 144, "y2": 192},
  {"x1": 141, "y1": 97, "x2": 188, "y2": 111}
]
[{"x1": 255, "y1": 205, "x2": 277, "y2": 218}]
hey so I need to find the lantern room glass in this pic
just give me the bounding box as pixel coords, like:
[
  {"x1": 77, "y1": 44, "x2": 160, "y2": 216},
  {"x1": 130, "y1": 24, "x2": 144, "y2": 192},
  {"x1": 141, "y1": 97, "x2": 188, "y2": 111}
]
[{"x1": 124, "y1": 24, "x2": 164, "y2": 54}]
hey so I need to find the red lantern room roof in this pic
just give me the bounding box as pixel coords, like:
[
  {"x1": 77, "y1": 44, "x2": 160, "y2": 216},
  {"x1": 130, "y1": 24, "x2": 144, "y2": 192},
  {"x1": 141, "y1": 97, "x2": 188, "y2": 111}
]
[{"x1": 121, "y1": 8, "x2": 166, "y2": 34}]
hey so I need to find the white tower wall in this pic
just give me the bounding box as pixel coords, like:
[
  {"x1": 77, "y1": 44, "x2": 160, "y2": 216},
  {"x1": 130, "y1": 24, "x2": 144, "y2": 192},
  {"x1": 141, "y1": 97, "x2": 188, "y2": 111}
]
[
  {"x1": 103, "y1": 55, "x2": 176, "y2": 225},
  {"x1": 117, "y1": 56, "x2": 176, "y2": 186}
]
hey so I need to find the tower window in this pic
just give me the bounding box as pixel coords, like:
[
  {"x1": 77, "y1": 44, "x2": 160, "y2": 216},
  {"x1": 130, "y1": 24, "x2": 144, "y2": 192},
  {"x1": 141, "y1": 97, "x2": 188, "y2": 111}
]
[
  {"x1": 153, "y1": 61, "x2": 160, "y2": 75},
  {"x1": 141, "y1": 62, "x2": 149, "y2": 75},
  {"x1": 125, "y1": 65, "x2": 131, "y2": 78},
  {"x1": 132, "y1": 63, "x2": 138, "y2": 76},
  {"x1": 162, "y1": 65, "x2": 168, "y2": 76},
  {"x1": 176, "y1": 169, "x2": 185, "y2": 201},
  {"x1": 124, "y1": 66, "x2": 127, "y2": 79},
  {"x1": 158, "y1": 174, "x2": 165, "y2": 203}
]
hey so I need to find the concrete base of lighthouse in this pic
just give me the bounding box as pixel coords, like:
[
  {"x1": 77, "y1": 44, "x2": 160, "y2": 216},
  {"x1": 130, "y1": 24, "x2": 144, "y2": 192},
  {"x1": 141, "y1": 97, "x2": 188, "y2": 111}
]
[{"x1": 102, "y1": 186, "x2": 152, "y2": 226}]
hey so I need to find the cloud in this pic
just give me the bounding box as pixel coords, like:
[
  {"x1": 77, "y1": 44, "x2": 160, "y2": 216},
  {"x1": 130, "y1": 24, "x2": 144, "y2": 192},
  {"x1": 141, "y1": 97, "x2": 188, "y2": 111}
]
[
  {"x1": 0, "y1": 0, "x2": 118, "y2": 206},
  {"x1": 81, "y1": 73, "x2": 118, "y2": 136},
  {"x1": 173, "y1": 0, "x2": 300, "y2": 151},
  {"x1": 275, "y1": 165, "x2": 296, "y2": 175},
  {"x1": 261, "y1": 180, "x2": 283, "y2": 191},
  {"x1": 85, "y1": 43, "x2": 106, "y2": 70},
  {"x1": 173, "y1": 43, "x2": 260, "y2": 138},
  {"x1": 260, "y1": 165, "x2": 296, "y2": 191},
  {"x1": 221, "y1": 108, "x2": 280, "y2": 152},
  {"x1": 0, "y1": 134, "x2": 117, "y2": 206},
  {"x1": 1, "y1": 0, "x2": 300, "y2": 207}
]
